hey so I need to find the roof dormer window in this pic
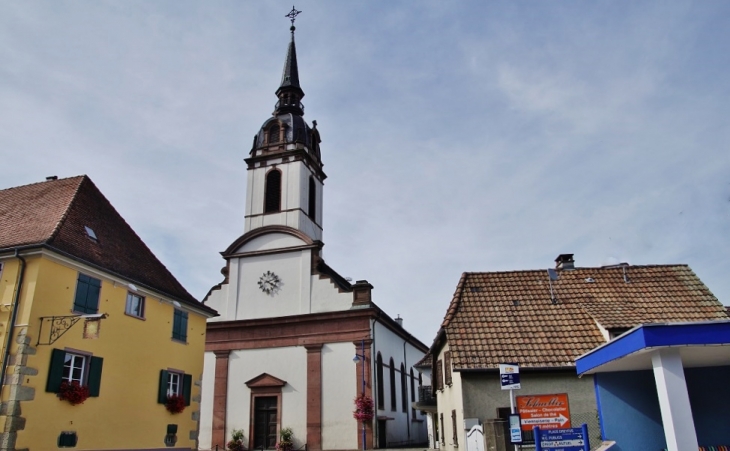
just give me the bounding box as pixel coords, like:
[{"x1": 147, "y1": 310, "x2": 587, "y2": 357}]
[{"x1": 84, "y1": 226, "x2": 98, "y2": 242}]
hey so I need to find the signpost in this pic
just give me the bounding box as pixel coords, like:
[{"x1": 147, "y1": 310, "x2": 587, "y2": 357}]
[
  {"x1": 499, "y1": 364, "x2": 520, "y2": 451},
  {"x1": 508, "y1": 414, "x2": 522, "y2": 444},
  {"x1": 499, "y1": 363, "x2": 521, "y2": 390},
  {"x1": 516, "y1": 393, "x2": 571, "y2": 431},
  {"x1": 533, "y1": 424, "x2": 590, "y2": 451}
]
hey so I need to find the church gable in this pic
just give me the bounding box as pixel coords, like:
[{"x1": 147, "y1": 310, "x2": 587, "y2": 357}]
[
  {"x1": 245, "y1": 373, "x2": 287, "y2": 388},
  {"x1": 237, "y1": 232, "x2": 308, "y2": 254}
]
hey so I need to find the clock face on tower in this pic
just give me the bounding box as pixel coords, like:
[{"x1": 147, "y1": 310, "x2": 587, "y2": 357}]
[{"x1": 257, "y1": 271, "x2": 281, "y2": 295}]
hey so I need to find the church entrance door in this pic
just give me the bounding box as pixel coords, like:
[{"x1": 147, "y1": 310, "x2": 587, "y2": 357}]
[{"x1": 254, "y1": 396, "x2": 278, "y2": 449}]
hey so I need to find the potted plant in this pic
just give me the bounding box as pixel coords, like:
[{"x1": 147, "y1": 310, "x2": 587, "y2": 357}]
[
  {"x1": 275, "y1": 427, "x2": 294, "y2": 451},
  {"x1": 165, "y1": 394, "x2": 186, "y2": 414},
  {"x1": 58, "y1": 381, "x2": 90, "y2": 405},
  {"x1": 353, "y1": 394, "x2": 374, "y2": 422},
  {"x1": 227, "y1": 429, "x2": 245, "y2": 451}
]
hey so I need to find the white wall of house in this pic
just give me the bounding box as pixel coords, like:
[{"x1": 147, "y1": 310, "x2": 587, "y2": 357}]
[
  {"x1": 199, "y1": 351, "x2": 216, "y2": 450},
  {"x1": 434, "y1": 343, "x2": 466, "y2": 451},
  {"x1": 321, "y1": 341, "x2": 358, "y2": 450},
  {"x1": 372, "y1": 320, "x2": 428, "y2": 447}
]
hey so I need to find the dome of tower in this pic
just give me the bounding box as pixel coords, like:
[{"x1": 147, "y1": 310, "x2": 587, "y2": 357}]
[{"x1": 253, "y1": 113, "x2": 314, "y2": 150}]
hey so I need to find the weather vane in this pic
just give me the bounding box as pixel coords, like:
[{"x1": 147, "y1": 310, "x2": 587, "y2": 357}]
[{"x1": 286, "y1": 6, "x2": 302, "y2": 27}]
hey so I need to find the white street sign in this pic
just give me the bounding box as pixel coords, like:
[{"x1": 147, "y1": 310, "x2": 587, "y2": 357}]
[{"x1": 521, "y1": 414, "x2": 570, "y2": 427}]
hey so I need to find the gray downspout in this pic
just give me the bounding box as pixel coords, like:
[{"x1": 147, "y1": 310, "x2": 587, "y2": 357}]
[{"x1": 0, "y1": 249, "x2": 27, "y2": 394}]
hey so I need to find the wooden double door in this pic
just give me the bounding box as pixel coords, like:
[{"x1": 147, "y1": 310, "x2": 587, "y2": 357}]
[{"x1": 253, "y1": 396, "x2": 278, "y2": 449}]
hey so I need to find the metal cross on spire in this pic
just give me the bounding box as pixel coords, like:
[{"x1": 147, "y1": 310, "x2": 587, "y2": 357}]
[{"x1": 286, "y1": 6, "x2": 302, "y2": 28}]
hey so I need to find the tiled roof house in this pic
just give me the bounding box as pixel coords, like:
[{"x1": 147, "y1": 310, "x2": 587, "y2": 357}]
[
  {"x1": 425, "y1": 254, "x2": 728, "y2": 451},
  {"x1": 0, "y1": 176, "x2": 216, "y2": 451}
]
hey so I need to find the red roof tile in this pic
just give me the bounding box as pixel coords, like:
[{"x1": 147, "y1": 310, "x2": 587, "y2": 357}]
[
  {"x1": 439, "y1": 265, "x2": 728, "y2": 369},
  {"x1": 0, "y1": 176, "x2": 216, "y2": 315}
]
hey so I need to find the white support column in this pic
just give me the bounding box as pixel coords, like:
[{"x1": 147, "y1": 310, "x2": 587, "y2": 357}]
[{"x1": 651, "y1": 348, "x2": 698, "y2": 451}]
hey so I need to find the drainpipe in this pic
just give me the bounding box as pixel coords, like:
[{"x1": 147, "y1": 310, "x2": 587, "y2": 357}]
[{"x1": 1, "y1": 250, "x2": 27, "y2": 394}]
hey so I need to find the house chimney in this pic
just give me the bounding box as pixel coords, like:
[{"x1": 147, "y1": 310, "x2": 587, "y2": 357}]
[
  {"x1": 555, "y1": 254, "x2": 575, "y2": 270},
  {"x1": 46, "y1": 176, "x2": 58, "y2": 181},
  {"x1": 394, "y1": 315, "x2": 403, "y2": 327}
]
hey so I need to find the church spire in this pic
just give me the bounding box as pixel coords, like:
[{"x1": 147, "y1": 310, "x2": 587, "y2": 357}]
[{"x1": 275, "y1": 7, "x2": 304, "y2": 116}]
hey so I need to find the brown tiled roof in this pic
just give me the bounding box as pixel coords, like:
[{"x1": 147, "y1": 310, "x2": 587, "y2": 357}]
[
  {"x1": 413, "y1": 352, "x2": 433, "y2": 369},
  {"x1": 0, "y1": 176, "x2": 216, "y2": 315},
  {"x1": 439, "y1": 265, "x2": 728, "y2": 370}
]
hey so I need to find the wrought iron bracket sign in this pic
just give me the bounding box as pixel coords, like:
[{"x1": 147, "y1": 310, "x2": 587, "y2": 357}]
[{"x1": 36, "y1": 313, "x2": 108, "y2": 346}]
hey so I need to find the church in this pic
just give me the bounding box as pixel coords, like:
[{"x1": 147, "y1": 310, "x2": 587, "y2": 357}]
[{"x1": 198, "y1": 12, "x2": 429, "y2": 451}]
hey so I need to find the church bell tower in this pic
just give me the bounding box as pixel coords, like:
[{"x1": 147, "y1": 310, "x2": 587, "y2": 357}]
[{"x1": 243, "y1": 16, "x2": 325, "y2": 242}]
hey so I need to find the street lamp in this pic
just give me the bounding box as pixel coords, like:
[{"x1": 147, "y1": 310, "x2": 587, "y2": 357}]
[{"x1": 353, "y1": 339, "x2": 367, "y2": 450}]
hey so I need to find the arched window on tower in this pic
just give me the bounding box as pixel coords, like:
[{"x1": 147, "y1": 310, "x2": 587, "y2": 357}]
[
  {"x1": 264, "y1": 170, "x2": 282, "y2": 213},
  {"x1": 400, "y1": 364, "x2": 407, "y2": 413},
  {"x1": 376, "y1": 353, "x2": 384, "y2": 410},
  {"x1": 268, "y1": 125, "x2": 280, "y2": 144},
  {"x1": 308, "y1": 176, "x2": 316, "y2": 220},
  {"x1": 389, "y1": 358, "x2": 396, "y2": 411}
]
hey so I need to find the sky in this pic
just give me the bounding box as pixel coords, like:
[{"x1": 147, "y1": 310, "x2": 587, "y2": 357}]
[{"x1": 1, "y1": 1, "x2": 729, "y2": 345}]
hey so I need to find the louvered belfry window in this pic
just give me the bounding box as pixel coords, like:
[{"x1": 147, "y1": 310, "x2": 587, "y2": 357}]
[
  {"x1": 265, "y1": 170, "x2": 282, "y2": 213},
  {"x1": 268, "y1": 125, "x2": 280, "y2": 144}
]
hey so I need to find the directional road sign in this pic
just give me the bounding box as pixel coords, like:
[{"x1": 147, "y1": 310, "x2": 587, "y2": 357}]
[
  {"x1": 499, "y1": 363, "x2": 520, "y2": 390},
  {"x1": 534, "y1": 424, "x2": 590, "y2": 451}
]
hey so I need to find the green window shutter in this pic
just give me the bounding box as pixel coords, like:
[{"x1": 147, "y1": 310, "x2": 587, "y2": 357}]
[
  {"x1": 183, "y1": 373, "x2": 192, "y2": 406},
  {"x1": 46, "y1": 348, "x2": 66, "y2": 393},
  {"x1": 158, "y1": 370, "x2": 169, "y2": 404},
  {"x1": 87, "y1": 356, "x2": 103, "y2": 397}
]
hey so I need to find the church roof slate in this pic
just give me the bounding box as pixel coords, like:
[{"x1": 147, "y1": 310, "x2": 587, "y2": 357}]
[
  {"x1": 436, "y1": 264, "x2": 728, "y2": 370},
  {"x1": 0, "y1": 176, "x2": 216, "y2": 314}
]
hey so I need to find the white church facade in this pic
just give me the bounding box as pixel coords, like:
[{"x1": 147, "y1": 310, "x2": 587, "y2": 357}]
[{"x1": 198, "y1": 16, "x2": 429, "y2": 451}]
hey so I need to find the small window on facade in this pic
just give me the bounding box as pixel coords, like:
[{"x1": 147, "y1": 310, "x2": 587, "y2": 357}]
[
  {"x1": 440, "y1": 413, "x2": 445, "y2": 445},
  {"x1": 58, "y1": 432, "x2": 78, "y2": 448},
  {"x1": 389, "y1": 358, "x2": 396, "y2": 411},
  {"x1": 158, "y1": 369, "x2": 192, "y2": 406},
  {"x1": 452, "y1": 410, "x2": 459, "y2": 447},
  {"x1": 46, "y1": 349, "x2": 103, "y2": 396},
  {"x1": 268, "y1": 125, "x2": 280, "y2": 144},
  {"x1": 264, "y1": 170, "x2": 282, "y2": 213},
  {"x1": 435, "y1": 359, "x2": 443, "y2": 391},
  {"x1": 308, "y1": 176, "x2": 316, "y2": 220},
  {"x1": 444, "y1": 351, "x2": 452, "y2": 386},
  {"x1": 376, "y1": 353, "x2": 384, "y2": 409},
  {"x1": 73, "y1": 274, "x2": 101, "y2": 314},
  {"x1": 172, "y1": 309, "x2": 188, "y2": 342},
  {"x1": 125, "y1": 292, "x2": 145, "y2": 318}
]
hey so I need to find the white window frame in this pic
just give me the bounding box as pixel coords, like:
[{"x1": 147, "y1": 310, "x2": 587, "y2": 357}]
[
  {"x1": 125, "y1": 292, "x2": 145, "y2": 318},
  {"x1": 167, "y1": 371, "x2": 182, "y2": 397},
  {"x1": 63, "y1": 352, "x2": 87, "y2": 384}
]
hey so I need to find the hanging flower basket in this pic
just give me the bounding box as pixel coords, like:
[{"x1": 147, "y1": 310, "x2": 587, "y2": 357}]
[
  {"x1": 165, "y1": 394, "x2": 186, "y2": 414},
  {"x1": 353, "y1": 394, "x2": 374, "y2": 422},
  {"x1": 58, "y1": 381, "x2": 90, "y2": 405}
]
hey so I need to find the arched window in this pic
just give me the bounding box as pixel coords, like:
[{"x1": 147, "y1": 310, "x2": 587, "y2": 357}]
[
  {"x1": 308, "y1": 176, "x2": 316, "y2": 220},
  {"x1": 410, "y1": 369, "x2": 416, "y2": 418},
  {"x1": 389, "y1": 358, "x2": 396, "y2": 411},
  {"x1": 268, "y1": 125, "x2": 280, "y2": 144},
  {"x1": 376, "y1": 353, "x2": 384, "y2": 410},
  {"x1": 400, "y1": 364, "x2": 407, "y2": 413},
  {"x1": 264, "y1": 170, "x2": 281, "y2": 213}
]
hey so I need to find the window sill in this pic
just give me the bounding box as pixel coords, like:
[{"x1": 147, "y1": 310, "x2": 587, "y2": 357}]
[
  {"x1": 171, "y1": 338, "x2": 188, "y2": 345},
  {"x1": 124, "y1": 312, "x2": 146, "y2": 321}
]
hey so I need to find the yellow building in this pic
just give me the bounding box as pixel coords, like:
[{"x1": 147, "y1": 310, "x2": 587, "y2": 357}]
[{"x1": 0, "y1": 176, "x2": 217, "y2": 451}]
